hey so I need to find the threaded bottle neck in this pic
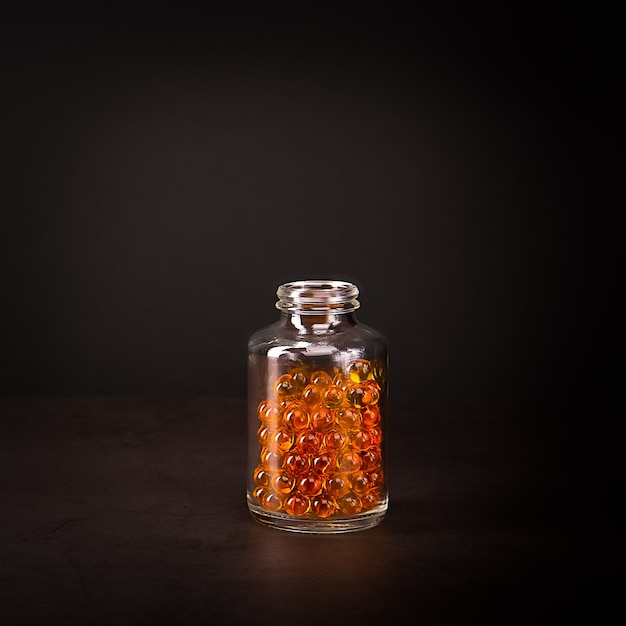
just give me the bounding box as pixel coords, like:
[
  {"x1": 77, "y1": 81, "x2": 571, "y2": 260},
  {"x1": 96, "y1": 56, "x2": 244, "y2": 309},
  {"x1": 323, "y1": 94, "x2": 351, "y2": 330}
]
[{"x1": 276, "y1": 280, "x2": 360, "y2": 315}]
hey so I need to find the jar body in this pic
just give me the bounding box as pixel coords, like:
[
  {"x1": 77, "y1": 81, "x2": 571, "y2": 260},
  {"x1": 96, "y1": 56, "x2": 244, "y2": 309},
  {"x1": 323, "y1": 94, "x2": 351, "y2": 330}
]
[{"x1": 247, "y1": 284, "x2": 388, "y2": 533}]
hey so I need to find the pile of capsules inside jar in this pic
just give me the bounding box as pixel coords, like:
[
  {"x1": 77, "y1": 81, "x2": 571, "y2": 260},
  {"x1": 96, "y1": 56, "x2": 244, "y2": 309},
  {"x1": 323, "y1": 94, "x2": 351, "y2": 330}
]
[{"x1": 252, "y1": 359, "x2": 384, "y2": 518}]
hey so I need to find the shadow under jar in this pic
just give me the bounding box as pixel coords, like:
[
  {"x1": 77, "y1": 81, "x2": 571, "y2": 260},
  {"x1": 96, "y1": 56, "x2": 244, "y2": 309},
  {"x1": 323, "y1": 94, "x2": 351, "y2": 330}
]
[{"x1": 247, "y1": 280, "x2": 388, "y2": 533}]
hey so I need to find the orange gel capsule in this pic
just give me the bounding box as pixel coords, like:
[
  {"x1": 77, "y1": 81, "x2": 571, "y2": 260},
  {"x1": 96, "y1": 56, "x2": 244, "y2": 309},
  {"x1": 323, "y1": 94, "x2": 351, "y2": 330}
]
[
  {"x1": 261, "y1": 448, "x2": 282, "y2": 470},
  {"x1": 311, "y1": 495, "x2": 337, "y2": 518},
  {"x1": 253, "y1": 465, "x2": 270, "y2": 488},
  {"x1": 284, "y1": 494, "x2": 310, "y2": 516},
  {"x1": 325, "y1": 474, "x2": 350, "y2": 498},
  {"x1": 352, "y1": 430, "x2": 372, "y2": 451},
  {"x1": 283, "y1": 402, "x2": 309, "y2": 431},
  {"x1": 262, "y1": 491, "x2": 283, "y2": 511},
  {"x1": 285, "y1": 452, "x2": 310, "y2": 476},
  {"x1": 338, "y1": 451, "x2": 362, "y2": 474},
  {"x1": 322, "y1": 386, "x2": 345, "y2": 409},
  {"x1": 271, "y1": 470, "x2": 295, "y2": 495},
  {"x1": 348, "y1": 359, "x2": 372, "y2": 382},
  {"x1": 337, "y1": 408, "x2": 362, "y2": 431},
  {"x1": 361, "y1": 491, "x2": 380, "y2": 510},
  {"x1": 310, "y1": 370, "x2": 333, "y2": 387},
  {"x1": 310, "y1": 407, "x2": 335, "y2": 432},
  {"x1": 362, "y1": 406, "x2": 381, "y2": 428},
  {"x1": 360, "y1": 448, "x2": 381, "y2": 472},
  {"x1": 291, "y1": 368, "x2": 309, "y2": 393},
  {"x1": 324, "y1": 429, "x2": 347, "y2": 452},
  {"x1": 298, "y1": 473, "x2": 323, "y2": 497},
  {"x1": 336, "y1": 493, "x2": 362, "y2": 515},
  {"x1": 274, "y1": 374, "x2": 296, "y2": 401},
  {"x1": 296, "y1": 430, "x2": 322, "y2": 455},
  {"x1": 302, "y1": 384, "x2": 322, "y2": 406},
  {"x1": 253, "y1": 486, "x2": 268, "y2": 503},
  {"x1": 271, "y1": 428, "x2": 294, "y2": 452},
  {"x1": 367, "y1": 426, "x2": 383, "y2": 445},
  {"x1": 366, "y1": 469, "x2": 384, "y2": 488},
  {"x1": 351, "y1": 471, "x2": 370, "y2": 496},
  {"x1": 311, "y1": 452, "x2": 336, "y2": 475},
  {"x1": 257, "y1": 425, "x2": 271, "y2": 447}
]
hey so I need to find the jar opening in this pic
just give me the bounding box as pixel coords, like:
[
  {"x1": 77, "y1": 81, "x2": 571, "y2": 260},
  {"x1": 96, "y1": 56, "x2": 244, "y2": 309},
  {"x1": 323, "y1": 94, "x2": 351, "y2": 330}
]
[{"x1": 276, "y1": 280, "x2": 360, "y2": 314}]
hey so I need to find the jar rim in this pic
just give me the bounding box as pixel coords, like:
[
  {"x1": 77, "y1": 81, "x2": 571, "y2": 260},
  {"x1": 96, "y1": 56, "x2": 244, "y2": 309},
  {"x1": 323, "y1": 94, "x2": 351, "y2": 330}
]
[{"x1": 276, "y1": 280, "x2": 360, "y2": 313}]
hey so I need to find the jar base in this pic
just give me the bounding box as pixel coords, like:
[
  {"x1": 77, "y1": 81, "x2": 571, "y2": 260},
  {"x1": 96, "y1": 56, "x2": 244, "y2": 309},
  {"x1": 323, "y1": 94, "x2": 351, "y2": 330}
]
[{"x1": 247, "y1": 496, "x2": 388, "y2": 534}]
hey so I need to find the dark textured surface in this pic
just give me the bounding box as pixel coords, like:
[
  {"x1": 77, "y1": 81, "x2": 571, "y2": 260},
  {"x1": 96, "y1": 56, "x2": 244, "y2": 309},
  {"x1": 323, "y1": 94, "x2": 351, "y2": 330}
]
[{"x1": 0, "y1": 398, "x2": 621, "y2": 625}]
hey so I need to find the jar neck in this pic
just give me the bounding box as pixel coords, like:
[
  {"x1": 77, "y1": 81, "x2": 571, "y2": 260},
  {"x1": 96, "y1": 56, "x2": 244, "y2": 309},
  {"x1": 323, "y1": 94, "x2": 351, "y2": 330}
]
[{"x1": 281, "y1": 310, "x2": 358, "y2": 334}]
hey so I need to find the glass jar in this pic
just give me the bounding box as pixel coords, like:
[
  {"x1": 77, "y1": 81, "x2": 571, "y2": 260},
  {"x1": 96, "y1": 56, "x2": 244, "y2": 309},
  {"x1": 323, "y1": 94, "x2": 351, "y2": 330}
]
[{"x1": 247, "y1": 280, "x2": 388, "y2": 533}]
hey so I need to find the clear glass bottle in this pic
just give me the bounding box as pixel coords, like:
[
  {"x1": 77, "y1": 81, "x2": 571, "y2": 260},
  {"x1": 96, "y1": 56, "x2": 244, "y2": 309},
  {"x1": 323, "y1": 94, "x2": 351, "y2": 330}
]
[{"x1": 247, "y1": 280, "x2": 388, "y2": 533}]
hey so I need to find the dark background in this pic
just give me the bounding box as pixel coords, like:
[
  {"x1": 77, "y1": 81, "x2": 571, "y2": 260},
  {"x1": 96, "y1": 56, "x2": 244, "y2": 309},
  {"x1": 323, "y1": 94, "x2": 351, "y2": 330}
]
[{"x1": 1, "y1": 4, "x2": 622, "y2": 454}]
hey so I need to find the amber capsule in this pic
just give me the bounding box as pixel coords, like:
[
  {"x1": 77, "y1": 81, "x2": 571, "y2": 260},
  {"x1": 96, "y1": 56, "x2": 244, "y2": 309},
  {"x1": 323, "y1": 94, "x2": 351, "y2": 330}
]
[
  {"x1": 322, "y1": 386, "x2": 345, "y2": 410},
  {"x1": 366, "y1": 469, "x2": 384, "y2": 488},
  {"x1": 310, "y1": 370, "x2": 333, "y2": 387},
  {"x1": 296, "y1": 430, "x2": 322, "y2": 455},
  {"x1": 298, "y1": 473, "x2": 323, "y2": 497},
  {"x1": 257, "y1": 425, "x2": 271, "y2": 447},
  {"x1": 336, "y1": 493, "x2": 362, "y2": 516},
  {"x1": 253, "y1": 465, "x2": 271, "y2": 488},
  {"x1": 290, "y1": 368, "x2": 309, "y2": 394},
  {"x1": 302, "y1": 384, "x2": 322, "y2": 406},
  {"x1": 324, "y1": 429, "x2": 347, "y2": 452},
  {"x1": 284, "y1": 494, "x2": 310, "y2": 516},
  {"x1": 360, "y1": 448, "x2": 382, "y2": 472},
  {"x1": 350, "y1": 471, "x2": 370, "y2": 496},
  {"x1": 253, "y1": 486, "x2": 268, "y2": 503},
  {"x1": 367, "y1": 426, "x2": 383, "y2": 445},
  {"x1": 361, "y1": 490, "x2": 380, "y2": 510},
  {"x1": 311, "y1": 495, "x2": 337, "y2": 518},
  {"x1": 346, "y1": 383, "x2": 377, "y2": 408},
  {"x1": 274, "y1": 374, "x2": 296, "y2": 401},
  {"x1": 262, "y1": 491, "x2": 283, "y2": 511},
  {"x1": 311, "y1": 452, "x2": 336, "y2": 476},
  {"x1": 282, "y1": 402, "x2": 309, "y2": 431},
  {"x1": 348, "y1": 359, "x2": 372, "y2": 382},
  {"x1": 310, "y1": 407, "x2": 334, "y2": 432},
  {"x1": 284, "y1": 452, "x2": 310, "y2": 476},
  {"x1": 351, "y1": 429, "x2": 372, "y2": 451},
  {"x1": 325, "y1": 474, "x2": 350, "y2": 498},
  {"x1": 257, "y1": 400, "x2": 270, "y2": 421},
  {"x1": 263, "y1": 405, "x2": 283, "y2": 429},
  {"x1": 270, "y1": 428, "x2": 294, "y2": 453},
  {"x1": 332, "y1": 372, "x2": 344, "y2": 386},
  {"x1": 260, "y1": 448, "x2": 282, "y2": 470},
  {"x1": 338, "y1": 451, "x2": 362, "y2": 474},
  {"x1": 337, "y1": 408, "x2": 362, "y2": 431},
  {"x1": 362, "y1": 406, "x2": 381, "y2": 428},
  {"x1": 271, "y1": 470, "x2": 296, "y2": 495}
]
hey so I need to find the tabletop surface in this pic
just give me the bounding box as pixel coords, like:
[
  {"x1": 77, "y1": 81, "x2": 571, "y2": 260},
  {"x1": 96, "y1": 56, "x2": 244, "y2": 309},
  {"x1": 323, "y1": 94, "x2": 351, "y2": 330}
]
[{"x1": 0, "y1": 397, "x2": 621, "y2": 625}]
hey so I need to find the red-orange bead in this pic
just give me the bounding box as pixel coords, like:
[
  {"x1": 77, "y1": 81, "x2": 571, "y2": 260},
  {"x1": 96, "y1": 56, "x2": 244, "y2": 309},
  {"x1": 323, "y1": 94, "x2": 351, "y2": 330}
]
[
  {"x1": 311, "y1": 495, "x2": 337, "y2": 518},
  {"x1": 271, "y1": 470, "x2": 296, "y2": 495},
  {"x1": 361, "y1": 491, "x2": 380, "y2": 510},
  {"x1": 262, "y1": 491, "x2": 283, "y2": 511},
  {"x1": 368, "y1": 426, "x2": 383, "y2": 445},
  {"x1": 274, "y1": 374, "x2": 297, "y2": 401},
  {"x1": 261, "y1": 448, "x2": 282, "y2": 470},
  {"x1": 285, "y1": 452, "x2": 310, "y2": 476},
  {"x1": 322, "y1": 386, "x2": 345, "y2": 409},
  {"x1": 310, "y1": 370, "x2": 333, "y2": 387},
  {"x1": 362, "y1": 406, "x2": 381, "y2": 428},
  {"x1": 257, "y1": 400, "x2": 270, "y2": 421},
  {"x1": 311, "y1": 452, "x2": 336, "y2": 475},
  {"x1": 298, "y1": 473, "x2": 323, "y2": 497},
  {"x1": 283, "y1": 402, "x2": 309, "y2": 431},
  {"x1": 350, "y1": 471, "x2": 370, "y2": 496},
  {"x1": 338, "y1": 451, "x2": 362, "y2": 474},
  {"x1": 366, "y1": 469, "x2": 384, "y2": 488},
  {"x1": 348, "y1": 359, "x2": 372, "y2": 382},
  {"x1": 257, "y1": 425, "x2": 271, "y2": 447},
  {"x1": 253, "y1": 486, "x2": 268, "y2": 503},
  {"x1": 290, "y1": 368, "x2": 309, "y2": 393},
  {"x1": 360, "y1": 448, "x2": 382, "y2": 471},
  {"x1": 263, "y1": 405, "x2": 283, "y2": 429},
  {"x1": 310, "y1": 407, "x2": 335, "y2": 432},
  {"x1": 324, "y1": 429, "x2": 347, "y2": 452},
  {"x1": 346, "y1": 383, "x2": 376, "y2": 408},
  {"x1": 337, "y1": 408, "x2": 362, "y2": 431},
  {"x1": 253, "y1": 465, "x2": 270, "y2": 487},
  {"x1": 336, "y1": 493, "x2": 362, "y2": 515},
  {"x1": 270, "y1": 428, "x2": 294, "y2": 452},
  {"x1": 302, "y1": 384, "x2": 322, "y2": 406},
  {"x1": 296, "y1": 430, "x2": 322, "y2": 455},
  {"x1": 352, "y1": 430, "x2": 372, "y2": 451},
  {"x1": 325, "y1": 474, "x2": 350, "y2": 498},
  {"x1": 284, "y1": 494, "x2": 310, "y2": 516}
]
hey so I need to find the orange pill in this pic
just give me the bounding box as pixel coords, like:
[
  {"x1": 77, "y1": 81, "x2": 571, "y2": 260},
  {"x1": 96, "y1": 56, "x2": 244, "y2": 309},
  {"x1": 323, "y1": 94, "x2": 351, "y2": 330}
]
[
  {"x1": 298, "y1": 473, "x2": 323, "y2": 497},
  {"x1": 350, "y1": 471, "x2": 370, "y2": 496},
  {"x1": 336, "y1": 493, "x2": 362, "y2": 515},
  {"x1": 337, "y1": 408, "x2": 362, "y2": 431},
  {"x1": 361, "y1": 491, "x2": 380, "y2": 510},
  {"x1": 310, "y1": 407, "x2": 335, "y2": 432},
  {"x1": 284, "y1": 494, "x2": 310, "y2": 516},
  {"x1": 253, "y1": 465, "x2": 270, "y2": 488},
  {"x1": 352, "y1": 430, "x2": 372, "y2": 451},
  {"x1": 322, "y1": 386, "x2": 345, "y2": 409},
  {"x1": 346, "y1": 384, "x2": 376, "y2": 408},
  {"x1": 270, "y1": 428, "x2": 294, "y2": 452},
  {"x1": 271, "y1": 470, "x2": 295, "y2": 495},
  {"x1": 263, "y1": 405, "x2": 283, "y2": 429},
  {"x1": 310, "y1": 370, "x2": 333, "y2": 387},
  {"x1": 290, "y1": 368, "x2": 309, "y2": 393},
  {"x1": 311, "y1": 495, "x2": 337, "y2": 518},
  {"x1": 338, "y1": 451, "x2": 362, "y2": 474},
  {"x1": 274, "y1": 374, "x2": 296, "y2": 401},
  {"x1": 302, "y1": 384, "x2": 322, "y2": 406},
  {"x1": 253, "y1": 486, "x2": 268, "y2": 503},
  {"x1": 261, "y1": 448, "x2": 282, "y2": 470},
  {"x1": 325, "y1": 474, "x2": 350, "y2": 498},
  {"x1": 348, "y1": 359, "x2": 372, "y2": 382},
  {"x1": 283, "y1": 402, "x2": 309, "y2": 431},
  {"x1": 262, "y1": 491, "x2": 283, "y2": 511},
  {"x1": 257, "y1": 400, "x2": 270, "y2": 421},
  {"x1": 257, "y1": 425, "x2": 271, "y2": 447},
  {"x1": 324, "y1": 429, "x2": 347, "y2": 452},
  {"x1": 366, "y1": 469, "x2": 384, "y2": 488},
  {"x1": 285, "y1": 452, "x2": 310, "y2": 476},
  {"x1": 360, "y1": 448, "x2": 381, "y2": 471},
  {"x1": 296, "y1": 430, "x2": 322, "y2": 455},
  {"x1": 367, "y1": 426, "x2": 383, "y2": 445},
  {"x1": 311, "y1": 452, "x2": 336, "y2": 475},
  {"x1": 362, "y1": 406, "x2": 381, "y2": 428}
]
